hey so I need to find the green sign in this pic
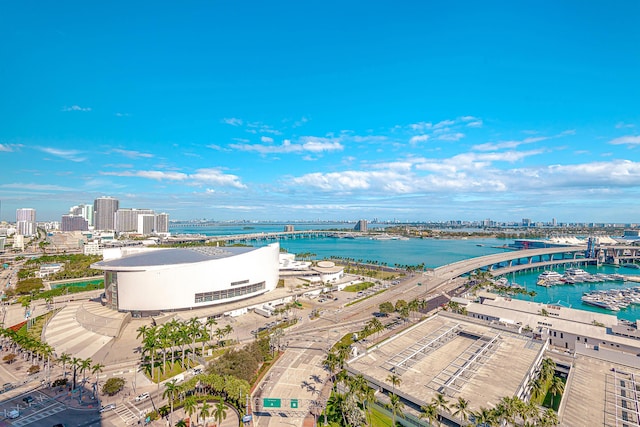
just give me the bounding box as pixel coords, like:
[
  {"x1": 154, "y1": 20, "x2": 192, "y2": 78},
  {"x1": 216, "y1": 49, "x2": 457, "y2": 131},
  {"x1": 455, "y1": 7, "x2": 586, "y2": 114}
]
[
  {"x1": 290, "y1": 399, "x2": 299, "y2": 408},
  {"x1": 263, "y1": 398, "x2": 281, "y2": 408}
]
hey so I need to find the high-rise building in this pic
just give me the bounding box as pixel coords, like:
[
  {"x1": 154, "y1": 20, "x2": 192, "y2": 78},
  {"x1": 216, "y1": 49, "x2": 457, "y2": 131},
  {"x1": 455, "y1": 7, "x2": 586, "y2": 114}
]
[
  {"x1": 115, "y1": 208, "x2": 154, "y2": 233},
  {"x1": 16, "y1": 208, "x2": 36, "y2": 236},
  {"x1": 61, "y1": 214, "x2": 89, "y2": 232},
  {"x1": 354, "y1": 219, "x2": 368, "y2": 232},
  {"x1": 155, "y1": 213, "x2": 169, "y2": 234},
  {"x1": 70, "y1": 204, "x2": 94, "y2": 227},
  {"x1": 138, "y1": 214, "x2": 155, "y2": 235},
  {"x1": 93, "y1": 197, "x2": 119, "y2": 231}
]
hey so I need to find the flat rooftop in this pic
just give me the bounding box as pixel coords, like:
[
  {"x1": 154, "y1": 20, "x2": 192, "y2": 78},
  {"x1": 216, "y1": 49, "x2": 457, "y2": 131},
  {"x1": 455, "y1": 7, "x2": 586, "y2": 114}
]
[
  {"x1": 561, "y1": 353, "x2": 640, "y2": 426},
  {"x1": 348, "y1": 313, "x2": 545, "y2": 415}
]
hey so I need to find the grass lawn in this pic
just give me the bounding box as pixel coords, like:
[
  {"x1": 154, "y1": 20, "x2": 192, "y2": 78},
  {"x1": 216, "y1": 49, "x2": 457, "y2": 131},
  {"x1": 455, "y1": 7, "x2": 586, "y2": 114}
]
[
  {"x1": 145, "y1": 360, "x2": 197, "y2": 383},
  {"x1": 369, "y1": 406, "x2": 395, "y2": 427},
  {"x1": 541, "y1": 377, "x2": 566, "y2": 411},
  {"x1": 342, "y1": 282, "x2": 375, "y2": 292}
]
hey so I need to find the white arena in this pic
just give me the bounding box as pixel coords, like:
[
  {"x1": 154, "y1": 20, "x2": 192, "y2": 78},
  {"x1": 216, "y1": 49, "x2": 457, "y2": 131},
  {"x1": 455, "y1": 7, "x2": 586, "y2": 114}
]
[{"x1": 91, "y1": 243, "x2": 280, "y2": 314}]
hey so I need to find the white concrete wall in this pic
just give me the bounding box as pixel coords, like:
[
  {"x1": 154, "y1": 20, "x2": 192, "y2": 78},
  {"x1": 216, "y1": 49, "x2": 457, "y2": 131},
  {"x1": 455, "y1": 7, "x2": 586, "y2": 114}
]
[{"x1": 115, "y1": 243, "x2": 279, "y2": 312}]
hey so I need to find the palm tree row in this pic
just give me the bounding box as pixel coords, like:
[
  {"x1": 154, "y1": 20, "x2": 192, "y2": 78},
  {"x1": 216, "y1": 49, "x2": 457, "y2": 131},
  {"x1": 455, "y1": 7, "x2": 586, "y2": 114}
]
[
  {"x1": 136, "y1": 317, "x2": 233, "y2": 381},
  {"x1": 0, "y1": 327, "x2": 54, "y2": 370},
  {"x1": 166, "y1": 371, "x2": 249, "y2": 424}
]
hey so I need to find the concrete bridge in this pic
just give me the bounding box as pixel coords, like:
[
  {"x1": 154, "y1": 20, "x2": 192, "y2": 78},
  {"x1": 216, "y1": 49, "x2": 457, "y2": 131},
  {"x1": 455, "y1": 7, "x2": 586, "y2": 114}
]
[
  {"x1": 164, "y1": 230, "x2": 356, "y2": 244},
  {"x1": 426, "y1": 245, "x2": 640, "y2": 289}
]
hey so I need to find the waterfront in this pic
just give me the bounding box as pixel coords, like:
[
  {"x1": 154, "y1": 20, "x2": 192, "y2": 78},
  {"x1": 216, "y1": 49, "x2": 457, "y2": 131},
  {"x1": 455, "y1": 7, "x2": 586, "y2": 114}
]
[{"x1": 171, "y1": 223, "x2": 639, "y2": 321}]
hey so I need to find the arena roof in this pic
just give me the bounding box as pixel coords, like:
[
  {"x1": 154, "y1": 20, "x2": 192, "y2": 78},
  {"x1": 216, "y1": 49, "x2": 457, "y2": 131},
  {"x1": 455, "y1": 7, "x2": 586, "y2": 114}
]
[{"x1": 93, "y1": 246, "x2": 256, "y2": 269}]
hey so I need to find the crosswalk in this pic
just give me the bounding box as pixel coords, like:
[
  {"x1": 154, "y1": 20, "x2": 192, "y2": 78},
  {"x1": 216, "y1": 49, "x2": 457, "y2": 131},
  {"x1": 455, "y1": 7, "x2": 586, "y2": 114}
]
[
  {"x1": 114, "y1": 402, "x2": 139, "y2": 425},
  {"x1": 10, "y1": 401, "x2": 66, "y2": 427}
]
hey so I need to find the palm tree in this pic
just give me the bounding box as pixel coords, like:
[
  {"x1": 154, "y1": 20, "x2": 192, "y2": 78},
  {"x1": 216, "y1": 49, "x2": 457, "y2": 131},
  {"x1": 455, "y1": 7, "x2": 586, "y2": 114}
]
[
  {"x1": 386, "y1": 373, "x2": 401, "y2": 395},
  {"x1": 432, "y1": 392, "x2": 451, "y2": 422},
  {"x1": 199, "y1": 400, "x2": 211, "y2": 425},
  {"x1": 389, "y1": 393, "x2": 404, "y2": 426},
  {"x1": 539, "y1": 408, "x2": 559, "y2": 426},
  {"x1": 163, "y1": 379, "x2": 178, "y2": 426},
  {"x1": 80, "y1": 358, "x2": 92, "y2": 384},
  {"x1": 540, "y1": 358, "x2": 556, "y2": 383},
  {"x1": 71, "y1": 357, "x2": 81, "y2": 390},
  {"x1": 175, "y1": 419, "x2": 187, "y2": 427},
  {"x1": 420, "y1": 403, "x2": 439, "y2": 426},
  {"x1": 451, "y1": 396, "x2": 471, "y2": 424},
  {"x1": 223, "y1": 324, "x2": 233, "y2": 341},
  {"x1": 183, "y1": 396, "x2": 197, "y2": 423},
  {"x1": 472, "y1": 406, "x2": 495, "y2": 426},
  {"x1": 213, "y1": 397, "x2": 228, "y2": 426},
  {"x1": 91, "y1": 362, "x2": 104, "y2": 389},
  {"x1": 549, "y1": 376, "x2": 565, "y2": 409},
  {"x1": 529, "y1": 377, "x2": 544, "y2": 402}
]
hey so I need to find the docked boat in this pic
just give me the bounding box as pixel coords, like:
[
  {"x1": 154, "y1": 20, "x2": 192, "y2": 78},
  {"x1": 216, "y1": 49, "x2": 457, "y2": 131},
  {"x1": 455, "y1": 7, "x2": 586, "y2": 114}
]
[
  {"x1": 581, "y1": 296, "x2": 620, "y2": 311},
  {"x1": 537, "y1": 270, "x2": 563, "y2": 286}
]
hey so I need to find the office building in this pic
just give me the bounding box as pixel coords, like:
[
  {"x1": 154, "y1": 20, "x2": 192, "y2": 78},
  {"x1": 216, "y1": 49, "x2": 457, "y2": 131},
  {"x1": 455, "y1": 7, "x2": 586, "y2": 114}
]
[
  {"x1": 354, "y1": 219, "x2": 368, "y2": 232},
  {"x1": 137, "y1": 214, "x2": 155, "y2": 235}
]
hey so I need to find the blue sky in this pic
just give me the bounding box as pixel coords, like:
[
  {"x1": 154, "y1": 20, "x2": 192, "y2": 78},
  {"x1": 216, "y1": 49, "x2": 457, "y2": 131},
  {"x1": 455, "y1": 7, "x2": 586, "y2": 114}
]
[{"x1": 1, "y1": 2, "x2": 640, "y2": 223}]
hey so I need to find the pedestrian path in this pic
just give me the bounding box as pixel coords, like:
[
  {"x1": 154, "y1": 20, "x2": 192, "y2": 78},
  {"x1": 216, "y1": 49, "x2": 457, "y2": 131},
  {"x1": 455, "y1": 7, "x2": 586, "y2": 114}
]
[
  {"x1": 44, "y1": 302, "x2": 114, "y2": 359},
  {"x1": 10, "y1": 400, "x2": 66, "y2": 427},
  {"x1": 114, "y1": 402, "x2": 138, "y2": 425}
]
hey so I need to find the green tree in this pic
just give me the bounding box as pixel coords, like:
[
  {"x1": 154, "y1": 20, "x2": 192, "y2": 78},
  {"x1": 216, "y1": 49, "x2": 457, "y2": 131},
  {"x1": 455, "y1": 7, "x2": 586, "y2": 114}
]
[
  {"x1": 389, "y1": 393, "x2": 404, "y2": 426},
  {"x1": 213, "y1": 398, "x2": 228, "y2": 425},
  {"x1": 198, "y1": 400, "x2": 211, "y2": 425},
  {"x1": 183, "y1": 396, "x2": 197, "y2": 422},
  {"x1": 420, "y1": 403, "x2": 439, "y2": 426},
  {"x1": 102, "y1": 377, "x2": 125, "y2": 396},
  {"x1": 451, "y1": 396, "x2": 470, "y2": 423},
  {"x1": 163, "y1": 379, "x2": 178, "y2": 425},
  {"x1": 549, "y1": 376, "x2": 565, "y2": 409}
]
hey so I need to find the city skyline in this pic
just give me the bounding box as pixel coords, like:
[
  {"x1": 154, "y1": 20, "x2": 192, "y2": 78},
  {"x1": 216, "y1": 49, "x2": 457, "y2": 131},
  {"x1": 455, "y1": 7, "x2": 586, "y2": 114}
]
[{"x1": 1, "y1": 2, "x2": 639, "y2": 222}]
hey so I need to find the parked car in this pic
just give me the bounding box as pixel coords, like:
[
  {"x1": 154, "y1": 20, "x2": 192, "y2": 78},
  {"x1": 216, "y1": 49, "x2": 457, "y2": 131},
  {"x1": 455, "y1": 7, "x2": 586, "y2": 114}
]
[
  {"x1": 99, "y1": 403, "x2": 116, "y2": 412},
  {"x1": 135, "y1": 392, "x2": 150, "y2": 402},
  {"x1": 22, "y1": 396, "x2": 34, "y2": 404}
]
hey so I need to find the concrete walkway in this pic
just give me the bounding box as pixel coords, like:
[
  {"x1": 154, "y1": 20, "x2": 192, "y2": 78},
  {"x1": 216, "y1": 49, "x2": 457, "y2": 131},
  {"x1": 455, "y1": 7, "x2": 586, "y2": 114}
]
[{"x1": 44, "y1": 301, "x2": 114, "y2": 359}]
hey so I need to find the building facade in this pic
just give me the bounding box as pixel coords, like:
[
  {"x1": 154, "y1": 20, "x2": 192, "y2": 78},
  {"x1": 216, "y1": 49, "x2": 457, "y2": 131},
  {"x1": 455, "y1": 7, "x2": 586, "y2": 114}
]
[
  {"x1": 61, "y1": 214, "x2": 89, "y2": 232},
  {"x1": 16, "y1": 208, "x2": 36, "y2": 236},
  {"x1": 114, "y1": 208, "x2": 154, "y2": 233},
  {"x1": 91, "y1": 243, "x2": 280, "y2": 314},
  {"x1": 93, "y1": 197, "x2": 119, "y2": 231}
]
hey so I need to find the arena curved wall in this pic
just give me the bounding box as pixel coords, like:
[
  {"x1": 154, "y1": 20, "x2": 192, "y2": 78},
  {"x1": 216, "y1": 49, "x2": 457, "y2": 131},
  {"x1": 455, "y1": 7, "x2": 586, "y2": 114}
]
[{"x1": 95, "y1": 243, "x2": 279, "y2": 313}]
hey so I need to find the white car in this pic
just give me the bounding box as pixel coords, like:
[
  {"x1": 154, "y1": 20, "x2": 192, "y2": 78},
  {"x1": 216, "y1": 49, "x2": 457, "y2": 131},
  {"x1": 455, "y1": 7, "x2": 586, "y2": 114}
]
[
  {"x1": 7, "y1": 409, "x2": 19, "y2": 419},
  {"x1": 100, "y1": 403, "x2": 116, "y2": 412},
  {"x1": 135, "y1": 392, "x2": 150, "y2": 402}
]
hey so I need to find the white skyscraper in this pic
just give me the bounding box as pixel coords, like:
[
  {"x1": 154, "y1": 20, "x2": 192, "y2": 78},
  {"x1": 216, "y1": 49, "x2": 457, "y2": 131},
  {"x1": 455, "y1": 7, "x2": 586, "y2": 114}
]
[{"x1": 16, "y1": 208, "x2": 36, "y2": 236}]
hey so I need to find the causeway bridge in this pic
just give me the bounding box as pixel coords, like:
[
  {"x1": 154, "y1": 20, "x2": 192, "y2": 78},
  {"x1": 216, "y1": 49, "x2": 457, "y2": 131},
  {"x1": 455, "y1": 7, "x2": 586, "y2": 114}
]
[
  {"x1": 426, "y1": 245, "x2": 640, "y2": 289},
  {"x1": 164, "y1": 230, "x2": 357, "y2": 244}
]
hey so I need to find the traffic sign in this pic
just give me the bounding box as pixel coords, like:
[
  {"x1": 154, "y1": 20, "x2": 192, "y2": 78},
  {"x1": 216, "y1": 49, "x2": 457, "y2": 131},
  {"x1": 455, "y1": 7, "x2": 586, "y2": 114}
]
[
  {"x1": 290, "y1": 399, "x2": 299, "y2": 408},
  {"x1": 263, "y1": 398, "x2": 281, "y2": 408}
]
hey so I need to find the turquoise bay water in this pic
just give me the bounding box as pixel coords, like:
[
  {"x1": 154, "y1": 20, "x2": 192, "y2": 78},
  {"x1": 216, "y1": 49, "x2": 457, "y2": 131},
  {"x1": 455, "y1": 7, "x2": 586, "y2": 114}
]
[{"x1": 170, "y1": 223, "x2": 639, "y2": 322}]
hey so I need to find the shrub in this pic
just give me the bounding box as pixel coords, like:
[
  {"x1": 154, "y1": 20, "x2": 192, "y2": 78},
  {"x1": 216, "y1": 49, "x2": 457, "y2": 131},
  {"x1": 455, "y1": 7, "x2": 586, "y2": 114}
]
[
  {"x1": 102, "y1": 377, "x2": 125, "y2": 396},
  {"x1": 28, "y1": 365, "x2": 40, "y2": 375},
  {"x1": 52, "y1": 378, "x2": 68, "y2": 387},
  {"x1": 3, "y1": 353, "x2": 16, "y2": 364}
]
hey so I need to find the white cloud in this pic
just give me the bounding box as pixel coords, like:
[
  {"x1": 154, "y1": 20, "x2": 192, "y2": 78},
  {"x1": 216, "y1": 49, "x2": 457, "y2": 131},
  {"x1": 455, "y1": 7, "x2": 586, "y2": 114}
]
[
  {"x1": 261, "y1": 136, "x2": 274, "y2": 143},
  {"x1": 409, "y1": 135, "x2": 429, "y2": 145},
  {"x1": 616, "y1": 122, "x2": 635, "y2": 129},
  {"x1": 466, "y1": 120, "x2": 483, "y2": 128},
  {"x1": 473, "y1": 136, "x2": 548, "y2": 151},
  {"x1": 223, "y1": 117, "x2": 243, "y2": 126},
  {"x1": 609, "y1": 135, "x2": 640, "y2": 146},
  {"x1": 62, "y1": 105, "x2": 91, "y2": 112},
  {"x1": 111, "y1": 148, "x2": 153, "y2": 159},
  {"x1": 0, "y1": 143, "x2": 22, "y2": 152},
  {"x1": 114, "y1": 112, "x2": 130, "y2": 117},
  {"x1": 435, "y1": 132, "x2": 465, "y2": 141},
  {"x1": 0, "y1": 182, "x2": 75, "y2": 191},
  {"x1": 433, "y1": 119, "x2": 455, "y2": 129},
  {"x1": 230, "y1": 137, "x2": 343, "y2": 154},
  {"x1": 38, "y1": 147, "x2": 86, "y2": 162},
  {"x1": 101, "y1": 168, "x2": 246, "y2": 189}
]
